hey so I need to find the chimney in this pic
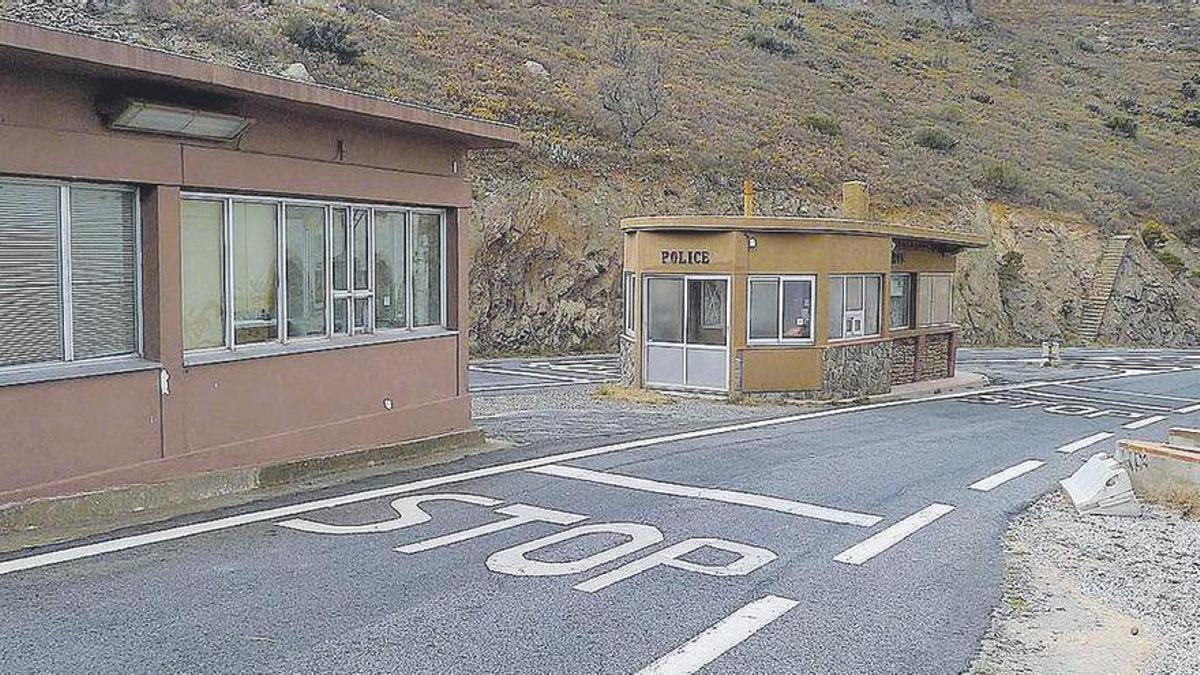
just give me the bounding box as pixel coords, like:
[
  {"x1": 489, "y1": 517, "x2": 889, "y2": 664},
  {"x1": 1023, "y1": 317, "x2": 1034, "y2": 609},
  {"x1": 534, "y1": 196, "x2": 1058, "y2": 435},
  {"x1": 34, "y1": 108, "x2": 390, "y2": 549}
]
[
  {"x1": 742, "y1": 179, "x2": 755, "y2": 217},
  {"x1": 842, "y1": 181, "x2": 870, "y2": 220}
]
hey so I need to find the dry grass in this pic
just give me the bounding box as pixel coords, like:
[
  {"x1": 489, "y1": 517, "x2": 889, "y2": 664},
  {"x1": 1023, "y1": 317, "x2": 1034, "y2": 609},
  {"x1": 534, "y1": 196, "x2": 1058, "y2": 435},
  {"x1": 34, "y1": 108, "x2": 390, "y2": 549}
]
[
  {"x1": 1148, "y1": 487, "x2": 1200, "y2": 521},
  {"x1": 593, "y1": 384, "x2": 676, "y2": 406}
]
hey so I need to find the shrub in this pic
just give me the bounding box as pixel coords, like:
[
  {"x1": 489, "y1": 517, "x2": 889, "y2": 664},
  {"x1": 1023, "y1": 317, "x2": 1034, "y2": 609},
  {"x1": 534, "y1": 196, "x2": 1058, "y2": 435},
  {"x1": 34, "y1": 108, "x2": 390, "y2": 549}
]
[
  {"x1": 742, "y1": 28, "x2": 797, "y2": 57},
  {"x1": 283, "y1": 14, "x2": 364, "y2": 64},
  {"x1": 1181, "y1": 109, "x2": 1200, "y2": 128},
  {"x1": 913, "y1": 126, "x2": 957, "y2": 152},
  {"x1": 1141, "y1": 221, "x2": 1168, "y2": 250},
  {"x1": 999, "y1": 250, "x2": 1024, "y2": 279},
  {"x1": 1074, "y1": 37, "x2": 1096, "y2": 53},
  {"x1": 980, "y1": 161, "x2": 1026, "y2": 195},
  {"x1": 1155, "y1": 249, "x2": 1185, "y2": 275},
  {"x1": 969, "y1": 91, "x2": 993, "y2": 105},
  {"x1": 1105, "y1": 114, "x2": 1138, "y2": 138},
  {"x1": 776, "y1": 16, "x2": 808, "y2": 39},
  {"x1": 800, "y1": 114, "x2": 840, "y2": 137}
]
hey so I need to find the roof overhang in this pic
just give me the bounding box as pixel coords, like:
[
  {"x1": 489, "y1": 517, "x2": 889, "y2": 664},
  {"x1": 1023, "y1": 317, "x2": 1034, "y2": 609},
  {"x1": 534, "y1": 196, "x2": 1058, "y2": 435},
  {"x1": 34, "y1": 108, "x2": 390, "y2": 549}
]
[
  {"x1": 620, "y1": 216, "x2": 990, "y2": 251},
  {"x1": 0, "y1": 19, "x2": 522, "y2": 149}
]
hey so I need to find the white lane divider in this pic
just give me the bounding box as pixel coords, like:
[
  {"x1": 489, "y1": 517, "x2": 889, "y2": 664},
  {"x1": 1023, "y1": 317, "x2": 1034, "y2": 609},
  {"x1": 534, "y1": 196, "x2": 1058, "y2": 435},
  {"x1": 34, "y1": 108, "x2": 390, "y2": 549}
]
[
  {"x1": 1123, "y1": 415, "x2": 1167, "y2": 430},
  {"x1": 1056, "y1": 383, "x2": 1199, "y2": 405},
  {"x1": 528, "y1": 464, "x2": 883, "y2": 527},
  {"x1": 468, "y1": 365, "x2": 590, "y2": 384},
  {"x1": 1055, "y1": 431, "x2": 1115, "y2": 454},
  {"x1": 1176, "y1": 402, "x2": 1200, "y2": 414},
  {"x1": 636, "y1": 595, "x2": 800, "y2": 675},
  {"x1": 833, "y1": 504, "x2": 956, "y2": 566},
  {"x1": 968, "y1": 460, "x2": 1045, "y2": 492}
]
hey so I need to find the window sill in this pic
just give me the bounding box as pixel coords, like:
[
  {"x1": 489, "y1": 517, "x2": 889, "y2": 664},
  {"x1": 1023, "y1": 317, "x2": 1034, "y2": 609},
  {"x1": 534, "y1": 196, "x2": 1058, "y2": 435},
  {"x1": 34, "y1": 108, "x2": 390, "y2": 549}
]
[
  {"x1": 745, "y1": 339, "x2": 816, "y2": 348},
  {"x1": 0, "y1": 356, "x2": 162, "y2": 389},
  {"x1": 183, "y1": 328, "x2": 458, "y2": 367}
]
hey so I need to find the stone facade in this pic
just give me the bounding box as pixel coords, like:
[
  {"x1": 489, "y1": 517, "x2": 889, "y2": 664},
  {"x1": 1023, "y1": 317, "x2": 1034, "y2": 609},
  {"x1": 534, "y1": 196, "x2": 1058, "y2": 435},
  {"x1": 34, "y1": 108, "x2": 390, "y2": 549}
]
[
  {"x1": 618, "y1": 335, "x2": 639, "y2": 387},
  {"x1": 921, "y1": 333, "x2": 952, "y2": 380},
  {"x1": 891, "y1": 337, "x2": 917, "y2": 385},
  {"x1": 820, "y1": 340, "x2": 892, "y2": 399}
]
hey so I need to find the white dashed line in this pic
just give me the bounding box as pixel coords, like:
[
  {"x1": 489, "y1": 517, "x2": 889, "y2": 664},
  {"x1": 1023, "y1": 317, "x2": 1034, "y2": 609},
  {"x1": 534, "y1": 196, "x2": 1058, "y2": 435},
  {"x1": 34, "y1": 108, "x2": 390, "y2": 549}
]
[
  {"x1": 1055, "y1": 432, "x2": 1115, "y2": 454},
  {"x1": 1056, "y1": 383, "x2": 1199, "y2": 404},
  {"x1": 1123, "y1": 415, "x2": 1167, "y2": 430},
  {"x1": 468, "y1": 365, "x2": 590, "y2": 384},
  {"x1": 636, "y1": 595, "x2": 800, "y2": 675},
  {"x1": 833, "y1": 503, "x2": 956, "y2": 566},
  {"x1": 968, "y1": 460, "x2": 1045, "y2": 492},
  {"x1": 528, "y1": 464, "x2": 882, "y2": 527},
  {"x1": 1176, "y1": 403, "x2": 1200, "y2": 414}
]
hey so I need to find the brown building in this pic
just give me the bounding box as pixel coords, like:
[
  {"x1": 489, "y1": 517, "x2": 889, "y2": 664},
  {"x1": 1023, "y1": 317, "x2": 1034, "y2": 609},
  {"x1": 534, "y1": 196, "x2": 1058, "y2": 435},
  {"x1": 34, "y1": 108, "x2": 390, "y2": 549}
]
[
  {"x1": 619, "y1": 182, "x2": 988, "y2": 398},
  {"x1": 0, "y1": 21, "x2": 519, "y2": 504}
]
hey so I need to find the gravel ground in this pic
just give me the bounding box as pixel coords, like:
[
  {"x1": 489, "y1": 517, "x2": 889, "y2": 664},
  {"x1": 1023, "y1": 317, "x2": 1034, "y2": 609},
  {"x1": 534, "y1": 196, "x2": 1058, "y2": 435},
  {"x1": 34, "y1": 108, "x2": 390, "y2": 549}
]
[
  {"x1": 472, "y1": 384, "x2": 810, "y2": 447},
  {"x1": 969, "y1": 492, "x2": 1200, "y2": 674}
]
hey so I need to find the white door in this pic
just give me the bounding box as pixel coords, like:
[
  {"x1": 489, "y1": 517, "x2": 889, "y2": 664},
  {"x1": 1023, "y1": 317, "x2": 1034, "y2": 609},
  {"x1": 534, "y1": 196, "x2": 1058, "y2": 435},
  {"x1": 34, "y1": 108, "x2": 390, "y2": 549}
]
[{"x1": 643, "y1": 275, "x2": 729, "y2": 392}]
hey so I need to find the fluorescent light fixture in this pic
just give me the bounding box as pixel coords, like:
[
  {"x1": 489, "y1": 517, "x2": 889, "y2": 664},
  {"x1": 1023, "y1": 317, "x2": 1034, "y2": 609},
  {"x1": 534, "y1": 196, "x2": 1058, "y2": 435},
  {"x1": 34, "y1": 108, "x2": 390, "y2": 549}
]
[{"x1": 108, "y1": 99, "x2": 253, "y2": 140}]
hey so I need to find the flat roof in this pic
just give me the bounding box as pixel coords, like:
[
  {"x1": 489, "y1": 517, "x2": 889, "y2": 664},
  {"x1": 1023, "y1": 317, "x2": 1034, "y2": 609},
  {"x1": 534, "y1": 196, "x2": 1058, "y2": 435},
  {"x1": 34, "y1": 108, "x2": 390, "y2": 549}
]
[
  {"x1": 0, "y1": 19, "x2": 521, "y2": 149},
  {"x1": 620, "y1": 215, "x2": 989, "y2": 250}
]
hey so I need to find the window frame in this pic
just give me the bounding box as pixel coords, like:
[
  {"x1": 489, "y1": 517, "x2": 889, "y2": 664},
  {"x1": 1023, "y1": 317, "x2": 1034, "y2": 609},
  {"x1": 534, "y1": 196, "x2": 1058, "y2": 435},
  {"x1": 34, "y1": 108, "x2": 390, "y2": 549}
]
[
  {"x1": 746, "y1": 274, "x2": 816, "y2": 345},
  {"x1": 622, "y1": 271, "x2": 636, "y2": 336},
  {"x1": 0, "y1": 175, "x2": 142, "y2": 375},
  {"x1": 827, "y1": 273, "x2": 883, "y2": 343},
  {"x1": 917, "y1": 272, "x2": 954, "y2": 327},
  {"x1": 889, "y1": 272, "x2": 914, "y2": 331},
  {"x1": 181, "y1": 191, "x2": 448, "y2": 357}
]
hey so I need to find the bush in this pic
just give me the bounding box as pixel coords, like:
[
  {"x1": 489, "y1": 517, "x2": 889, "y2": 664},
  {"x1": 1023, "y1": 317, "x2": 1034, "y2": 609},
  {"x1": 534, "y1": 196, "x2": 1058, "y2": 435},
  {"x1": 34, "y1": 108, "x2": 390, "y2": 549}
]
[
  {"x1": 742, "y1": 28, "x2": 797, "y2": 57},
  {"x1": 1155, "y1": 249, "x2": 1185, "y2": 275},
  {"x1": 999, "y1": 250, "x2": 1024, "y2": 279},
  {"x1": 1181, "y1": 109, "x2": 1200, "y2": 128},
  {"x1": 800, "y1": 114, "x2": 840, "y2": 137},
  {"x1": 776, "y1": 16, "x2": 808, "y2": 39},
  {"x1": 1105, "y1": 114, "x2": 1138, "y2": 138},
  {"x1": 969, "y1": 91, "x2": 994, "y2": 105},
  {"x1": 980, "y1": 161, "x2": 1026, "y2": 196},
  {"x1": 913, "y1": 126, "x2": 957, "y2": 152},
  {"x1": 1141, "y1": 221, "x2": 1168, "y2": 250},
  {"x1": 283, "y1": 14, "x2": 364, "y2": 64}
]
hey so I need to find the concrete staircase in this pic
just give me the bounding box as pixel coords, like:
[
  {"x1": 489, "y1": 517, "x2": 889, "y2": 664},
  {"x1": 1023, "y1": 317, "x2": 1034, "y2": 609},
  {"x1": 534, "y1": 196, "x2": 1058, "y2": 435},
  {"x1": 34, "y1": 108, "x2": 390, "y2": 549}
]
[{"x1": 1079, "y1": 235, "x2": 1132, "y2": 342}]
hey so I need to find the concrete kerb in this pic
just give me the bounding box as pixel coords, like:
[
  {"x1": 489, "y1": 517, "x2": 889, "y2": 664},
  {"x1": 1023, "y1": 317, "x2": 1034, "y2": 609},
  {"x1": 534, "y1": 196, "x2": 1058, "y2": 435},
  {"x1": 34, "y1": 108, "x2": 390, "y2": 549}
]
[{"x1": 0, "y1": 428, "x2": 496, "y2": 554}]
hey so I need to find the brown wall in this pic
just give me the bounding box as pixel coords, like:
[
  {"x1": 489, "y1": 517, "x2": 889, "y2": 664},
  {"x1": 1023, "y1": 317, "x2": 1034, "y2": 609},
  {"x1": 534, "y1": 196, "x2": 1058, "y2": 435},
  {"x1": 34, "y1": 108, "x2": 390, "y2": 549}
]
[{"x1": 0, "y1": 61, "x2": 477, "y2": 503}]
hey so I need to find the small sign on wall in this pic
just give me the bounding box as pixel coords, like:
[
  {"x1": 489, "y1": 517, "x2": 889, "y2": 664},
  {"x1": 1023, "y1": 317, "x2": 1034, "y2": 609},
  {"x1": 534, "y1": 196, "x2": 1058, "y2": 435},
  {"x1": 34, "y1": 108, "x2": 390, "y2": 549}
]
[{"x1": 660, "y1": 249, "x2": 712, "y2": 265}]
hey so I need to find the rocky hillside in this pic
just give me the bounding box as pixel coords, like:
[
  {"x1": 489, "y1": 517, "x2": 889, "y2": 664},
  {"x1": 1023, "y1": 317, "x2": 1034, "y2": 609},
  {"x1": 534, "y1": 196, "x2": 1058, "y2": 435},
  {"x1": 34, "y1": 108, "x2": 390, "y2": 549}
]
[{"x1": 4, "y1": 0, "x2": 1199, "y2": 351}]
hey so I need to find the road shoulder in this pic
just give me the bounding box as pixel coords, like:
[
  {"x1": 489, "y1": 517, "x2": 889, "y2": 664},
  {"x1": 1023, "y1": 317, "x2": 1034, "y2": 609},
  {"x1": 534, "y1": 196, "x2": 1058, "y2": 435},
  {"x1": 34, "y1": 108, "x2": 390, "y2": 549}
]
[{"x1": 969, "y1": 492, "x2": 1200, "y2": 674}]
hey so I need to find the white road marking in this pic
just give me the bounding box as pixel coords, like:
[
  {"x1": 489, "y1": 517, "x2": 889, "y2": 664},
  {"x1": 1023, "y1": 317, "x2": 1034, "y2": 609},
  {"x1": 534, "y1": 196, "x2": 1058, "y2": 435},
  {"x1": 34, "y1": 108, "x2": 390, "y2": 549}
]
[
  {"x1": 833, "y1": 504, "x2": 955, "y2": 566},
  {"x1": 1054, "y1": 431, "x2": 1116, "y2": 454},
  {"x1": 528, "y1": 464, "x2": 882, "y2": 527},
  {"x1": 468, "y1": 365, "x2": 590, "y2": 384},
  {"x1": 1123, "y1": 415, "x2": 1167, "y2": 430},
  {"x1": 1056, "y1": 383, "x2": 1199, "y2": 404},
  {"x1": 1021, "y1": 389, "x2": 1173, "y2": 412},
  {"x1": 968, "y1": 460, "x2": 1045, "y2": 492},
  {"x1": 0, "y1": 371, "x2": 1153, "y2": 577},
  {"x1": 636, "y1": 595, "x2": 799, "y2": 675},
  {"x1": 1176, "y1": 402, "x2": 1200, "y2": 414}
]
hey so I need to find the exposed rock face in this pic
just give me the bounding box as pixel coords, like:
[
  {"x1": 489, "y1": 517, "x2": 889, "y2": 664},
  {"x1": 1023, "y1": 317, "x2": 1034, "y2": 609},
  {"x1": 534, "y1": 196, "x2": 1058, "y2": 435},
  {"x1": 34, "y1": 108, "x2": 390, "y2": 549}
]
[{"x1": 1103, "y1": 244, "x2": 1200, "y2": 346}]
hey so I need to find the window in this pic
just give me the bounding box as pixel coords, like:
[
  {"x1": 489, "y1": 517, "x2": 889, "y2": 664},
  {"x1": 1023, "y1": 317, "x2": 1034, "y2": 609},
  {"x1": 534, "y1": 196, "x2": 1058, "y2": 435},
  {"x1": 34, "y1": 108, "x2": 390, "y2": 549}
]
[
  {"x1": 645, "y1": 276, "x2": 684, "y2": 343},
  {"x1": 686, "y1": 278, "x2": 727, "y2": 345},
  {"x1": 0, "y1": 178, "x2": 139, "y2": 370},
  {"x1": 622, "y1": 272, "x2": 636, "y2": 335},
  {"x1": 827, "y1": 274, "x2": 882, "y2": 340},
  {"x1": 890, "y1": 273, "x2": 914, "y2": 330},
  {"x1": 747, "y1": 276, "x2": 814, "y2": 342},
  {"x1": 181, "y1": 193, "x2": 447, "y2": 353},
  {"x1": 918, "y1": 273, "x2": 954, "y2": 326}
]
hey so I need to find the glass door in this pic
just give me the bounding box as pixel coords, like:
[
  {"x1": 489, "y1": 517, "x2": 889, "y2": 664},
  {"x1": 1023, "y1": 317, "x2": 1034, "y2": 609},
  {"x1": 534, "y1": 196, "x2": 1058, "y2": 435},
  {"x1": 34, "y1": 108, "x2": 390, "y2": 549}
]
[{"x1": 643, "y1": 275, "x2": 729, "y2": 392}]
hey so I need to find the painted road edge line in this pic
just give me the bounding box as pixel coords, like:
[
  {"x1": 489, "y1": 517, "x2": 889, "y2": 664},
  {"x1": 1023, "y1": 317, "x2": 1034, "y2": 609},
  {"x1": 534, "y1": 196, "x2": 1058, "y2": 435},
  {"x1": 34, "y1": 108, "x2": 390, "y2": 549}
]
[
  {"x1": 833, "y1": 503, "x2": 955, "y2": 566},
  {"x1": 0, "y1": 371, "x2": 1142, "y2": 577},
  {"x1": 636, "y1": 595, "x2": 800, "y2": 675},
  {"x1": 1123, "y1": 415, "x2": 1167, "y2": 430},
  {"x1": 1175, "y1": 402, "x2": 1200, "y2": 414},
  {"x1": 1055, "y1": 432, "x2": 1115, "y2": 454},
  {"x1": 468, "y1": 365, "x2": 590, "y2": 384},
  {"x1": 528, "y1": 464, "x2": 882, "y2": 527},
  {"x1": 968, "y1": 460, "x2": 1045, "y2": 492}
]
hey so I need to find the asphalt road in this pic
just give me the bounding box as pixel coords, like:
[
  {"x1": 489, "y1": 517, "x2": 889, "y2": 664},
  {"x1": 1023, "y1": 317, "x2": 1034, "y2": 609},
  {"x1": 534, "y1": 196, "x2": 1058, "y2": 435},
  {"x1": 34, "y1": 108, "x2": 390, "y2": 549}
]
[{"x1": 2, "y1": 349, "x2": 1199, "y2": 674}]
